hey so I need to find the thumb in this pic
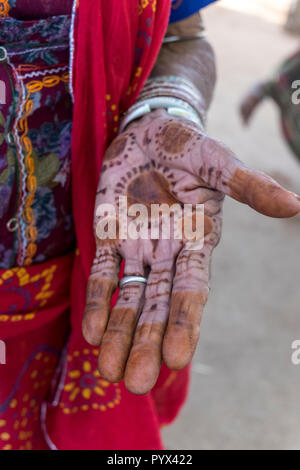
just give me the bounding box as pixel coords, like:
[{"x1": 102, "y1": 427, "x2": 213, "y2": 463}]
[{"x1": 196, "y1": 137, "x2": 300, "y2": 218}]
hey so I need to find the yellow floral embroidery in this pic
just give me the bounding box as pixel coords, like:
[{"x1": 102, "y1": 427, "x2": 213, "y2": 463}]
[
  {"x1": 0, "y1": 351, "x2": 57, "y2": 450},
  {"x1": 139, "y1": 0, "x2": 148, "y2": 15},
  {"x1": 0, "y1": 263, "x2": 57, "y2": 322},
  {"x1": 139, "y1": 0, "x2": 156, "y2": 14},
  {"x1": 60, "y1": 349, "x2": 121, "y2": 414},
  {"x1": 18, "y1": 72, "x2": 69, "y2": 266}
]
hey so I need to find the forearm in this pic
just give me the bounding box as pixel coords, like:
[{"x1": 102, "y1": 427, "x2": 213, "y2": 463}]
[{"x1": 150, "y1": 12, "x2": 217, "y2": 114}]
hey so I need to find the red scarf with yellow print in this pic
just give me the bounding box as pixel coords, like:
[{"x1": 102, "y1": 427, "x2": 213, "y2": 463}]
[{"x1": 0, "y1": 0, "x2": 191, "y2": 450}]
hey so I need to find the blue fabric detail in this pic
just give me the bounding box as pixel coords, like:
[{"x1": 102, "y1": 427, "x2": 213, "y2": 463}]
[{"x1": 169, "y1": 0, "x2": 216, "y2": 24}]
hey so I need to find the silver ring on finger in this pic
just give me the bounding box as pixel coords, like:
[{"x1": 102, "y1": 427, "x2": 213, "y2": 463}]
[{"x1": 119, "y1": 275, "x2": 147, "y2": 289}]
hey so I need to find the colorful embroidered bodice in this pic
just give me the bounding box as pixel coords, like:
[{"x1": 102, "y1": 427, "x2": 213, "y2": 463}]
[
  {"x1": 0, "y1": 0, "x2": 73, "y2": 19},
  {"x1": 0, "y1": 3, "x2": 74, "y2": 268}
]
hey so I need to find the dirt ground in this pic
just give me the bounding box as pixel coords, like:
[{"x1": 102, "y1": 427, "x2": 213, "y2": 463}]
[{"x1": 162, "y1": 3, "x2": 300, "y2": 450}]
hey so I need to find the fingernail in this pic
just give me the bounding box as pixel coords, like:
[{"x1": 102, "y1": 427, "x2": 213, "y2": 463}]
[{"x1": 290, "y1": 192, "x2": 300, "y2": 202}]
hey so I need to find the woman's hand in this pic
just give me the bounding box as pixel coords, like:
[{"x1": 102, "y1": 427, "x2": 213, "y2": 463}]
[
  {"x1": 82, "y1": 109, "x2": 300, "y2": 395},
  {"x1": 240, "y1": 82, "x2": 267, "y2": 125}
]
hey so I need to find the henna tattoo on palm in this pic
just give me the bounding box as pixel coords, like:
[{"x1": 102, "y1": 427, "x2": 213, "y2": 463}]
[{"x1": 83, "y1": 109, "x2": 300, "y2": 395}]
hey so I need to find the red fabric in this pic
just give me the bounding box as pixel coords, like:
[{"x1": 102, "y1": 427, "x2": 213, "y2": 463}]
[
  {"x1": 0, "y1": 0, "x2": 192, "y2": 450},
  {"x1": 0, "y1": 253, "x2": 190, "y2": 450},
  {"x1": 53, "y1": 0, "x2": 190, "y2": 450},
  {"x1": 0, "y1": 309, "x2": 70, "y2": 451},
  {"x1": 71, "y1": 0, "x2": 172, "y2": 277}
]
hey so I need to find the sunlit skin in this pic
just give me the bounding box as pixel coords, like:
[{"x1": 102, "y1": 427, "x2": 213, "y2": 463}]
[
  {"x1": 84, "y1": 11, "x2": 300, "y2": 395},
  {"x1": 82, "y1": 109, "x2": 300, "y2": 395}
]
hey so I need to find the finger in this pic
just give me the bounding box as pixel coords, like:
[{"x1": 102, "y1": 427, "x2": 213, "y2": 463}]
[
  {"x1": 82, "y1": 245, "x2": 120, "y2": 346},
  {"x1": 98, "y1": 259, "x2": 146, "y2": 383},
  {"x1": 163, "y1": 240, "x2": 216, "y2": 370},
  {"x1": 124, "y1": 259, "x2": 174, "y2": 395},
  {"x1": 198, "y1": 137, "x2": 300, "y2": 218}
]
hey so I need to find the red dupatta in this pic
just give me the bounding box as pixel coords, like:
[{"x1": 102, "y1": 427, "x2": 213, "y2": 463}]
[
  {"x1": 71, "y1": 0, "x2": 172, "y2": 277},
  {"x1": 43, "y1": 0, "x2": 191, "y2": 449}
]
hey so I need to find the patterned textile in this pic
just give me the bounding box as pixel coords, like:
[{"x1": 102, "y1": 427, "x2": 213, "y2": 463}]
[
  {"x1": 0, "y1": 251, "x2": 74, "y2": 338},
  {"x1": 0, "y1": 312, "x2": 70, "y2": 450},
  {"x1": 0, "y1": 252, "x2": 73, "y2": 449},
  {"x1": 0, "y1": 0, "x2": 72, "y2": 19},
  {"x1": 0, "y1": 1, "x2": 191, "y2": 450},
  {"x1": 0, "y1": 0, "x2": 216, "y2": 270},
  {"x1": 0, "y1": 251, "x2": 190, "y2": 450},
  {"x1": 0, "y1": 13, "x2": 75, "y2": 269}
]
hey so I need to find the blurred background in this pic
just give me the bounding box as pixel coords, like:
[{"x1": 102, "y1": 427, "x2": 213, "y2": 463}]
[{"x1": 163, "y1": 0, "x2": 300, "y2": 450}]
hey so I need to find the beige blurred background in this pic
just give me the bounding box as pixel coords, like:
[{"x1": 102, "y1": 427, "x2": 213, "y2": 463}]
[{"x1": 162, "y1": 0, "x2": 300, "y2": 450}]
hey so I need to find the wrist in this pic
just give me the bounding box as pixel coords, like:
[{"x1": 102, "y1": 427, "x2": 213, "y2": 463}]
[
  {"x1": 151, "y1": 14, "x2": 216, "y2": 111},
  {"x1": 119, "y1": 76, "x2": 206, "y2": 134}
]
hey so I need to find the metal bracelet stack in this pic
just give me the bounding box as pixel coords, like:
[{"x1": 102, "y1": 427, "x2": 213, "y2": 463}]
[
  {"x1": 163, "y1": 30, "x2": 207, "y2": 44},
  {"x1": 119, "y1": 76, "x2": 206, "y2": 134}
]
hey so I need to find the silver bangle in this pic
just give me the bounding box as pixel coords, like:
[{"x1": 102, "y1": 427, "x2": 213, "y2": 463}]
[
  {"x1": 119, "y1": 276, "x2": 147, "y2": 288},
  {"x1": 139, "y1": 76, "x2": 206, "y2": 113},
  {"x1": 142, "y1": 76, "x2": 205, "y2": 101},
  {"x1": 163, "y1": 31, "x2": 207, "y2": 44},
  {"x1": 119, "y1": 97, "x2": 205, "y2": 134}
]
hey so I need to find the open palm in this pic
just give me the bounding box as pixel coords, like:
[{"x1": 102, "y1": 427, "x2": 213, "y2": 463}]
[{"x1": 82, "y1": 109, "x2": 300, "y2": 395}]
